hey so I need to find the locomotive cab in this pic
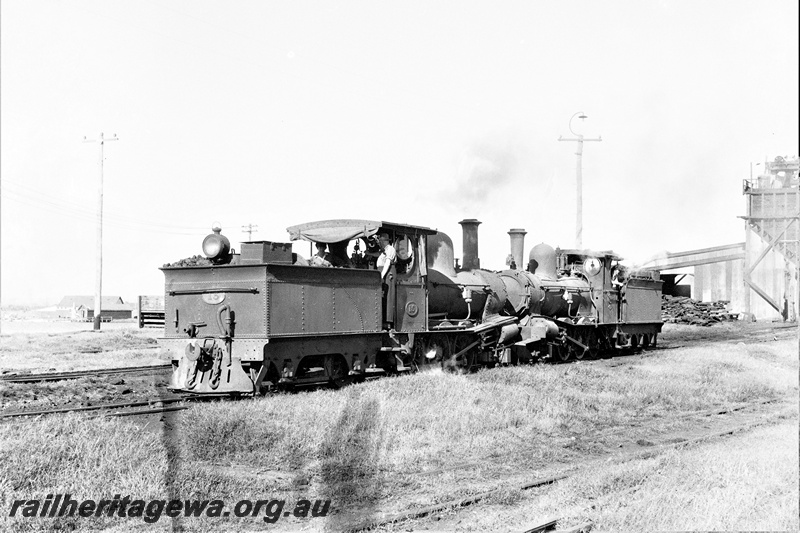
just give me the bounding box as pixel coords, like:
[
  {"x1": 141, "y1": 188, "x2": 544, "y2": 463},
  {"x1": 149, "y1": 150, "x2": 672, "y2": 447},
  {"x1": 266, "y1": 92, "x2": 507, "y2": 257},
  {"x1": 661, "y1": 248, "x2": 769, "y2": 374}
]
[{"x1": 287, "y1": 219, "x2": 438, "y2": 333}]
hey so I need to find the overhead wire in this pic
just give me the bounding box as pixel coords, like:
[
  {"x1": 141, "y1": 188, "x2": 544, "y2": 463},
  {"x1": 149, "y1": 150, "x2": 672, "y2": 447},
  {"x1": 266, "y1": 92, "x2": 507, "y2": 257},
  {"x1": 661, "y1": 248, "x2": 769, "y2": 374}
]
[
  {"x1": 1, "y1": 180, "x2": 210, "y2": 235},
  {"x1": 1, "y1": 180, "x2": 202, "y2": 231}
]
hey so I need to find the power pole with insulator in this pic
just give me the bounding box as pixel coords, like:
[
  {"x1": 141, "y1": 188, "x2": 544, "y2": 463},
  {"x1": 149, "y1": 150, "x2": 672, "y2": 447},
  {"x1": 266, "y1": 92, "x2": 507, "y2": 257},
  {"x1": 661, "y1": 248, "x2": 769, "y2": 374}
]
[
  {"x1": 83, "y1": 132, "x2": 118, "y2": 331},
  {"x1": 242, "y1": 224, "x2": 258, "y2": 241}
]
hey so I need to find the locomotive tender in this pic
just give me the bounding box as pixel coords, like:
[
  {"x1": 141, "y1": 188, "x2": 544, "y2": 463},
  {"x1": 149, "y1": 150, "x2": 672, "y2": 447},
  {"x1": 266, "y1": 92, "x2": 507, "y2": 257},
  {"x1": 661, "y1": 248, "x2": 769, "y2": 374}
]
[{"x1": 161, "y1": 219, "x2": 662, "y2": 394}]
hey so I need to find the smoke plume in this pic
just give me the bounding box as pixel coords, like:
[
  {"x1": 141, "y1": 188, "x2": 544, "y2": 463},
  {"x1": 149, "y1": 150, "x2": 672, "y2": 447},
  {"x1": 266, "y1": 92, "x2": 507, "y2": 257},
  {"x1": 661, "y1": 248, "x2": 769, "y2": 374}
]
[{"x1": 438, "y1": 134, "x2": 532, "y2": 214}]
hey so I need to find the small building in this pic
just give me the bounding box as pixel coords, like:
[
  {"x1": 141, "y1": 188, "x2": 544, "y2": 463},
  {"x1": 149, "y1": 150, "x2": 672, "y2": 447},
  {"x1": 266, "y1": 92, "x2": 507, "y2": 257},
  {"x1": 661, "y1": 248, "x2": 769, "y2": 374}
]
[{"x1": 56, "y1": 296, "x2": 132, "y2": 321}]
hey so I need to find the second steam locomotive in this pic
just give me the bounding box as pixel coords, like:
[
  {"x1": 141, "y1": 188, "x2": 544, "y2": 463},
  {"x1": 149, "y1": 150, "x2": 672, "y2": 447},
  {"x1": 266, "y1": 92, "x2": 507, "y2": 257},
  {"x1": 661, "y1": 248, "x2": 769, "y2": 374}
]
[{"x1": 160, "y1": 219, "x2": 662, "y2": 394}]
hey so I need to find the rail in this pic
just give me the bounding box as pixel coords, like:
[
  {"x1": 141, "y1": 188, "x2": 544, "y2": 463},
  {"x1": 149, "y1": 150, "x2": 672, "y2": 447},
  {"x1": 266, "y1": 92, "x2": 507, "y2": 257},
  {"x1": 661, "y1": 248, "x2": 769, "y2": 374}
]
[
  {"x1": 0, "y1": 364, "x2": 172, "y2": 384},
  {"x1": 0, "y1": 397, "x2": 188, "y2": 420}
]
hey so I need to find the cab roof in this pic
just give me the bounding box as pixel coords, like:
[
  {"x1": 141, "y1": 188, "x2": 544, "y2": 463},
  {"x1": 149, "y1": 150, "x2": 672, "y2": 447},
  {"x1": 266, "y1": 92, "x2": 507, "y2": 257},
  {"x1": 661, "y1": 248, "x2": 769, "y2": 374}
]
[
  {"x1": 286, "y1": 219, "x2": 438, "y2": 244},
  {"x1": 557, "y1": 248, "x2": 624, "y2": 261}
]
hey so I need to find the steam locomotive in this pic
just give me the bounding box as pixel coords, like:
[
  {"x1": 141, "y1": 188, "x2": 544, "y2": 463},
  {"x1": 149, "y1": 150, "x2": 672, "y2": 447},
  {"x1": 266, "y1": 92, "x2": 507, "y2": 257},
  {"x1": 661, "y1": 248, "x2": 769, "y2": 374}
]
[{"x1": 160, "y1": 219, "x2": 662, "y2": 394}]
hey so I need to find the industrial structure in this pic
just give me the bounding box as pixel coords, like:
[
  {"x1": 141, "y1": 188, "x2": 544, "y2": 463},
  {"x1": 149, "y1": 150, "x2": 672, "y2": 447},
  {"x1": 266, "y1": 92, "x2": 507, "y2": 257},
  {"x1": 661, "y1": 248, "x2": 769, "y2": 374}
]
[
  {"x1": 645, "y1": 155, "x2": 799, "y2": 321},
  {"x1": 741, "y1": 156, "x2": 799, "y2": 320}
]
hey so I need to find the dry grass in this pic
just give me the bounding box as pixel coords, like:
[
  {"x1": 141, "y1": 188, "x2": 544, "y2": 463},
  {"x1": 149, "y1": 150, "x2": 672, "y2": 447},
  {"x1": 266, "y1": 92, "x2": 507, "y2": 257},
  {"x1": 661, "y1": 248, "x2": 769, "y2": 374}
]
[
  {"x1": 447, "y1": 418, "x2": 798, "y2": 533},
  {"x1": 0, "y1": 414, "x2": 313, "y2": 531},
  {"x1": 0, "y1": 331, "x2": 796, "y2": 531},
  {"x1": 175, "y1": 336, "x2": 797, "y2": 525},
  {"x1": 0, "y1": 329, "x2": 167, "y2": 373},
  {"x1": 0, "y1": 415, "x2": 167, "y2": 531},
  {"x1": 584, "y1": 420, "x2": 799, "y2": 531}
]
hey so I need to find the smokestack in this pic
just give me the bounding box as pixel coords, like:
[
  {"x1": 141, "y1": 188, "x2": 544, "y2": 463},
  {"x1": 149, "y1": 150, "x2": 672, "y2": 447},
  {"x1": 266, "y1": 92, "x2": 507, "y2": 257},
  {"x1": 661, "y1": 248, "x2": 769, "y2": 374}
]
[
  {"x1": 459, "y1": 219, "x2": 481, "y2": 270},
  {"x1": 508, "y1": 228, "x2": 526, "y2": 270}
]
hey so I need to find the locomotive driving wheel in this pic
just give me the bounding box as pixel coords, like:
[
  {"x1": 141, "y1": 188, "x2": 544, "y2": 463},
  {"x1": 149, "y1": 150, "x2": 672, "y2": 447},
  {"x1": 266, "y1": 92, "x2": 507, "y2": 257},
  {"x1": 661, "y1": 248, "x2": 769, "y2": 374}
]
[
  {"x1": 582, "y1": 330, "x2": 599, "y2": 360},
  {"x1": 326, "y1": 354, "x2": 352, "y2": 389},
  {"x1": 571, "y1": 342, "x2": 585, "y2": 361},
  {"x1": 415, "y1": 334, "x2": 450, "y2": 369},
  {"x1": 597, "y1": 329, "x2": 613, "y2": 359},
  {"x1": 444, "y1": 334, "x2": 478, "y2": 373},
  {"x1": 554, "y1": 344, "x2": 571, "y2": 363}
]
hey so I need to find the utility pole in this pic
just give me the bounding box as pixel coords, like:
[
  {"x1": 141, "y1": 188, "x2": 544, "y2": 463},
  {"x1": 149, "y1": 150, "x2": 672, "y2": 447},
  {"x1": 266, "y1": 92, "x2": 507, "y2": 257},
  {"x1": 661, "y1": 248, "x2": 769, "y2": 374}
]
[
  {"x1": 559, "y1": 112, "x2": 601, "y2": 249},
  {"x1": 242, "y1": 224, "x2": 258, "y2": 241},
  {"x1": 83, "y1": 133, "x2": 118, "y2": 331}
]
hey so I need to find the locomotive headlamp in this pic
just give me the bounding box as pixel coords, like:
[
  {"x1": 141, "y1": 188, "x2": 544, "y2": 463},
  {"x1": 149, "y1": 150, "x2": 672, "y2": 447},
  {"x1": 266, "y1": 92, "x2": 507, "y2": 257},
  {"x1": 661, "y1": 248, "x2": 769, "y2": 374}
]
[
  {"x1": 584, "y1": 257, "x2": 602, "y2": 277},
  {"x1": 202, "y1": 224, "x2": 232, "y2": 264}
]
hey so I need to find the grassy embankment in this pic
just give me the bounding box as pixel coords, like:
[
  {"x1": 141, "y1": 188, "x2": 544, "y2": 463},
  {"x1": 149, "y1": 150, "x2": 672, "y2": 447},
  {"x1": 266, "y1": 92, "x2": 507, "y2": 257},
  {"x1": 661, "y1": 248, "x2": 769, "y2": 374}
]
[{"x1": 0, "y1": 334, "x2": 796, "y2": 531}]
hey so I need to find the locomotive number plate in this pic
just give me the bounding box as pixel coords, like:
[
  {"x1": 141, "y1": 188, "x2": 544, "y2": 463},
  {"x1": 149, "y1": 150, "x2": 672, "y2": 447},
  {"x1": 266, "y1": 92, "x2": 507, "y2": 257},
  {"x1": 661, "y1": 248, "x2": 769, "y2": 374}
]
[{"x1": 202, "y1": 293, "x2": 226, "y2": 305}]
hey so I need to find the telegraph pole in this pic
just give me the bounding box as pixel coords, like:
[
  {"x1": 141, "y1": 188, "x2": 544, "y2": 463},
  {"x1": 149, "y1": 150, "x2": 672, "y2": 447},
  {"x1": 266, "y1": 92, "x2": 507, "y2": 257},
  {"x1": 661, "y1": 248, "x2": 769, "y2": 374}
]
[
  {"x1": 559, "y1": 112, "x2": 601, "y2": 249},
  {"x1": 242, "y1": 224, "x2": 258, "y2": 241},
  {"x1": 83, "y1": 133, "x2": 118, "y2": 331}
]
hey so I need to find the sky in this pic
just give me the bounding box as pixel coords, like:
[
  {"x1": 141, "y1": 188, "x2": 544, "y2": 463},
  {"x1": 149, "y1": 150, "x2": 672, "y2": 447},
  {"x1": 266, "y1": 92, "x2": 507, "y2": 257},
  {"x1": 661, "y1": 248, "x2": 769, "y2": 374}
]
[{"x1": 1, "y1": 0, "x2": 798, "y2": 307}]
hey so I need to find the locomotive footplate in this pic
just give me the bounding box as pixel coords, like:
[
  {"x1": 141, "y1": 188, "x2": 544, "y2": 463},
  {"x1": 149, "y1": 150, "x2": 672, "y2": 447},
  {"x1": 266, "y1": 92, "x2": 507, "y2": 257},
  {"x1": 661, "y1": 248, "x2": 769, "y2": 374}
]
[{"x1": 168, "y1": 337, "x2": 254, "y2": 394}]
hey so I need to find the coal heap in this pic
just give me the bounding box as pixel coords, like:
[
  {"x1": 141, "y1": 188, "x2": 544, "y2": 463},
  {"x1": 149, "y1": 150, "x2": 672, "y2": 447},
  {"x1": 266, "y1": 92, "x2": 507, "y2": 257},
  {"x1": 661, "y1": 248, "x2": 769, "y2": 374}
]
[
  {"x1": 163, "y1": 255, "x2": 212, "y2": 268},
  {"x1": 661, "y1": 295, "x2": 739, "y2": 326}
]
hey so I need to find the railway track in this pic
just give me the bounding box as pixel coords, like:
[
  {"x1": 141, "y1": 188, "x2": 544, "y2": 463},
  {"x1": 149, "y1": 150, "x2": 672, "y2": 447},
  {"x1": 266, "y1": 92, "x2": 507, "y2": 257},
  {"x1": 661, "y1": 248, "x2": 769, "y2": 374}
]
[
  {"x1": 0, "y1": 390, "x2": 246, "y2": 421},
  {"x1": 3, "y1": 321, "x2": 785, "y2": 386},
  {"x1": 0, "y1": 346, "x2": 685, "y2": 425},
  {"x1": 0, "y1": 363, "x2": 172, "y2": 384},
  {"x1": 0, "y1": 396, "x2": 190, "y2": 421},
  {"x1": 523, "y1": 518, "x2": 592, "y2": 533}
]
